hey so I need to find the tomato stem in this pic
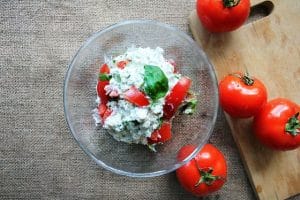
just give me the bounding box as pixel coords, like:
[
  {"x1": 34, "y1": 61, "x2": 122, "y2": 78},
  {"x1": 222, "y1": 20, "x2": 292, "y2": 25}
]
[
  {"x1": 194, "y1": 159, "x2": 224, "y2": 187},
  {"x1": 285, "y1": 112, "x2": 300, "y2": 136},
  {"x1": 230, "y1": 72, "x2": 254, "y2": 86},
  {"x1": 241, "y1": 73, "x2": 254, "y2": 86},
  {"x1": 223, "y1": 0, "x2": 241, "y2": 7}
]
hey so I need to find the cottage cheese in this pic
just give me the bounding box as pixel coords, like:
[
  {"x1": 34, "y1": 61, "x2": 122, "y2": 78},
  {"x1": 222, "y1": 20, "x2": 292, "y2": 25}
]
[{"x1": 94, "y1": 47, "x2": 181, "y2": 145}]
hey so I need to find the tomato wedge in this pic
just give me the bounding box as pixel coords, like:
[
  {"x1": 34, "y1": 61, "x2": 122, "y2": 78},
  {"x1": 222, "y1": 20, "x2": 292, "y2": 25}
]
[
  {"x1": 97, "y1": 80, "x2": 109, "y2": 104},
  {"x1": 157, "y1": 121, "x2": 172, "y2": 143},
  {"x1": 148, "y1": 130, "x2": 160, "y2": 143},
  {"x1": 116, "y1": 60, "x2": 128, "y2": 69},
  {"x1": 163, "y1": 77, "x2": 192, "y2": 119},
  {"x1": 100, "y1": 63, "x2": 110, "y2": 74},
  {"x1": 124, "y1": 86, "x2": 149, "y2": 107},
  {"x1": 97, "y1": 63, "x2": 110, "y2": 104},
  {"x1": 102, "y1": 107, "x2": 112, "y2": 122},
  {"x1": 98, "y1": 103, "x2": 112, "y2": 123},
  {"x1": 148, "y1": 121, "x2": 172, "y2": 144},
  {"x1": 98, "y1": 103, "x2": 107, "y2": 117}
]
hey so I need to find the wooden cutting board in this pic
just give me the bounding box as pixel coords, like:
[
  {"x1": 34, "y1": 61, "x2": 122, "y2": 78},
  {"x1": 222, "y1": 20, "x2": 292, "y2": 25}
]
[{"x1": 189, "y1": 0, "x2": 300, "y2": 199}]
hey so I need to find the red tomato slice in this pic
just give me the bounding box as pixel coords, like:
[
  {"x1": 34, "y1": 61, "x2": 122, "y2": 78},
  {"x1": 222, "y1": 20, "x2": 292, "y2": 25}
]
[
  {"x1": 148, "y1": 121, "x2": 172, "y2": 144},
  {"x1": 98, "y1": 103, "x2": 112, "y2": 123},
  {"x1": 102, "y1": 107, "x2": 112, "y2": 122},
  {"x1": 163, "y1": 77, "x2": 192, "y2": 119},
  {"x1": 97, "y1": 63, "x2": 110, "y2": 104},
  {"x1": 97, "y1": 80, "x2": 109, "y2": 104},
  {"x1": 116, "y1": 60, "x2": 128, "y2": 69},
  {"x1": 149, "y1": 129, "x2": 160, "y2": 143},
  {"x1": 157, "y1": 121, "x2": 172, "y2": 143},
  {"x1": 124, "y1": 86, "x2": 149, "y2": 107},
  {"x1": 100, "y1": 63, "x2": 110, "y2": 74},
  {"x1": 98, "y1": 103, "x2": 107, "y2": 117}
]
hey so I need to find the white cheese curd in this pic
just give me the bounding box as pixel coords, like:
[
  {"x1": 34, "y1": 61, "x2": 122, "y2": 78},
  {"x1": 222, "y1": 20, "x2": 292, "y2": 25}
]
[
  {"x1": 95, "y1": 47, "x2": 181, "y2": 145},
  {"x1": 104, "y1": 100, "x2": 162, "y2": 144},
  {"x1": 108, "y1": 47, "x2": 180, "y2": 95}
]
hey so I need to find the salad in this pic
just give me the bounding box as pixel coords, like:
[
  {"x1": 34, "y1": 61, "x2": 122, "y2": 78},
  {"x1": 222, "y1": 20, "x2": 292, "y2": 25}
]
[{"x1": 93, "y1": 47, "x2": 197, "y2": 150}]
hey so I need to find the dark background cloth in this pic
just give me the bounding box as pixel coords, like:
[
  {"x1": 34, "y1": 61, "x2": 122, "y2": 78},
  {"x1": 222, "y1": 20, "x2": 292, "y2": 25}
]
[{"x1": 0, "y1": 1, "x2": 296, "y2": 199}]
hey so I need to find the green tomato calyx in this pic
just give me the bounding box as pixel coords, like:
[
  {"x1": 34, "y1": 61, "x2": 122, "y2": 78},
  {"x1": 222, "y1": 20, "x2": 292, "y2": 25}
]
[
  {"x1": 285, "y1": 112, "x2": 300, "y2": 136},
  {"x1": 231, "y1": 72, "x2": 254, "y2": 86},
  {"x1": 194, "y1": 159, "x2": 224, "y2": 187},
  {"x1": 223, "y1": 0, "x2": 241, "y2": 8},
  {"x1": 241, "y1": 73, "x2": 254, "y2": 86}
]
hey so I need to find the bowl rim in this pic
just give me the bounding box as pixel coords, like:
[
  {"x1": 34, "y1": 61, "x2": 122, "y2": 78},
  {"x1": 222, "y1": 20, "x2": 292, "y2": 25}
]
[{"x1": 63, "y1": 19, "x2": 219, "y2": 177}]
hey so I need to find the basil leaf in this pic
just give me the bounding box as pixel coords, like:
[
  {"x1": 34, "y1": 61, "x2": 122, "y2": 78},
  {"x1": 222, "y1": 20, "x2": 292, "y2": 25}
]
[
  {"x1": 144, "y1": 65, "x2": 169, "y2": 101},
  {"x1": 181, "y1": 98, "x2": 197, "y2": 114},
  {"x1": 99, "y1": 73, "x2": 111, "y2": 81}
]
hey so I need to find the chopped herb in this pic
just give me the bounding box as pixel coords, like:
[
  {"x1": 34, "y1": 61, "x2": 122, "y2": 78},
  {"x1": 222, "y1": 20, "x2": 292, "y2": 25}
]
[
  {"x1": 143, "y1": 65, "x2": 168, "y2": 101},
  {"x1": 179, "y1": 92, "x2": 198, "y2": 114},
  {"x1": 113, "y1": 73, "x2": 121, "y2": 82},
  {"x1": 175, "y1": 74, "x2": 181, "y2": 79},
  {"x1": 132, "y1": 120, "x2": 140, "y2": 126},
  {"x1": 147, "y1": 144, "x2": 157, "y2": 152},
  {"x1": 158, "y1": 118, "x2": 163, "y2": 128},
  {"x1": 99, "y1": 73, "x2": 111, "y2": 81}
]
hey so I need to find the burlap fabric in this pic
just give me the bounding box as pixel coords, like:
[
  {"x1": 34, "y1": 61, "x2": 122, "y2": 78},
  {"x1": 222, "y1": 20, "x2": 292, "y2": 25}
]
[{"x1": 1, "y1": 1, "x2": 296, "y2": 199}]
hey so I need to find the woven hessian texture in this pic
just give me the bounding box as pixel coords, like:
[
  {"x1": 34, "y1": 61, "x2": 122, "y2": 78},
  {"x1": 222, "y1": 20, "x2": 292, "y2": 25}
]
[{"x1": 0, "y1": 0, "x2": 280, "y2": 199}]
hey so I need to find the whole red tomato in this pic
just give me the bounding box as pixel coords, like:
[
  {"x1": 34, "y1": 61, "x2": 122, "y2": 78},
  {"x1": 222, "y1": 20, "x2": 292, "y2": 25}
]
[
  {"x1": 196, "y1": 0, "x2": 250, "y2": 32},
  {"x1": 253, "y1": 98, "x2": 300, "y2": 150},
  {"x1": 219, "y1": 72, "x2": 267, "y2": 118},
  {"x1": 176, "y1": 144, "x2": 227, "y2": 197}
]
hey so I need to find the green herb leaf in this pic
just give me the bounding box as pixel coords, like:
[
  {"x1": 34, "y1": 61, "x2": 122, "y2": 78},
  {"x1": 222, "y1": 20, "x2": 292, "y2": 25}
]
[
  {"x1": 99, "y1": 73, "x2": 111, "y2": 81},
  {"x1": 147, "y1": 144, "x2": 157, "y2": 152},
  {"x1": 179, "y1": 92, "x2": 198, "y2": 115},
  {"x1": 144, "y1": 65, "x2": 168, "y2": 101},
  {"x1": 113, "y1": 73, "x2": 121, "y2": 82}
]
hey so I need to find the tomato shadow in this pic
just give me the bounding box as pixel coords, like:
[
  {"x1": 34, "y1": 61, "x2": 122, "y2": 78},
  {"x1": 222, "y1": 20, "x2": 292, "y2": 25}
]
[
  {"x1": 229, "y1": 117, "x2": 277, "y2": 173},
  {"x1": 166, "y1": 172, "x2": 223, "y2": 200},
  {"x1": 188, "y1": 19, "x2": 234, "y2": 51},
  {"x1": 188, "y1": 15, "x2": 249, "y2": 76}
]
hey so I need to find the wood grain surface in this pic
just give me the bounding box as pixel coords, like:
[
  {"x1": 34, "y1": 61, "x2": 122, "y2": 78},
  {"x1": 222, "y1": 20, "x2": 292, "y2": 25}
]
[{"x1": 189, "y1": 0, "x2": 300, "y2": 199}]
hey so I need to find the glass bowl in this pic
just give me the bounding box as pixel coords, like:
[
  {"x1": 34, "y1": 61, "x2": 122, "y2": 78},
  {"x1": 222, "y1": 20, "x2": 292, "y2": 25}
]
[{"x1": 63, "y1": 20, "x2": 218, "y2": 177}]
